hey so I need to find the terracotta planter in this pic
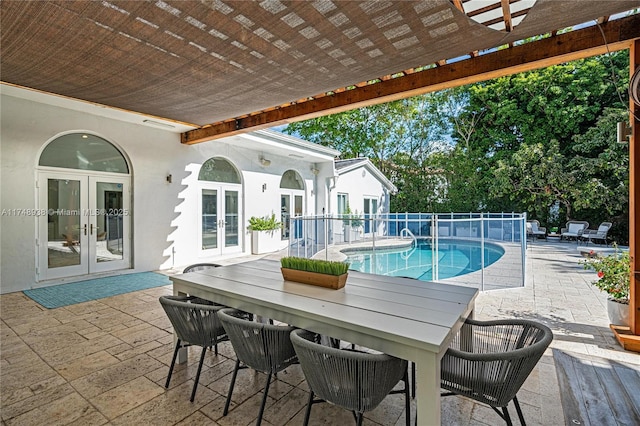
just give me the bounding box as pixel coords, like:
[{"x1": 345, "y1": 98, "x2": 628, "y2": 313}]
[
  {"x1": 607, "y1": 298, "x2": 630, "y2": 326},
  {"x1": 281, "y1": 268, "x2": 347, "y2": 290}
]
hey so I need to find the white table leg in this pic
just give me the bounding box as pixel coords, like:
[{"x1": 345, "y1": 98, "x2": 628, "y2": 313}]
[
  {"x1": 174, "y1": 286, "x2": 188, "y2": 364},
  {"x1": 415, "y1": 350, "x2": 441, "y2": 426}
]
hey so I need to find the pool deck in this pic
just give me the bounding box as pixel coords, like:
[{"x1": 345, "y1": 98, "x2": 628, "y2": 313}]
[{"x1": 1, "y1": 240, "x2": 638, "y2": 425}]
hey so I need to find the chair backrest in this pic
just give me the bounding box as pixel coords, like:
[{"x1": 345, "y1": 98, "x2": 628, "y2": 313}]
[
  {"x1": 441, "y1": 318, "x2": 552, "y2": 408},
  {"x1": 596, "y1": 222, "x2": 612, "y2": 236},
  {"x1": 217, "y1": 308, "x2": 297, "y2": 374},
  {"x1": 565, "y1": 221, "x2": 588, "y2": 234},
  {"x1": 290, "y1": 329, "x2": 407, "y2": 413},
  {"x1": 159, "y1": 295, "x2": 227, "y2": 347},
  {"x1": 527, "y1": 220, "x2": 540, "y2": 232},
  {"x1": 183, "y1": 263, "x2": 222, "y2": 273}
]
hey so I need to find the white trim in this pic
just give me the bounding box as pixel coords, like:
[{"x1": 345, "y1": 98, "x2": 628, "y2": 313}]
[
  {"x1": 3, "y1": 83, "x2": 196, "y2": 133},
  {"x1": 240, "y1": 130, "x2": 339, "y2": 162},
  {"x1": 336, "y1": 158, "x2": 397, "y2": 193}
]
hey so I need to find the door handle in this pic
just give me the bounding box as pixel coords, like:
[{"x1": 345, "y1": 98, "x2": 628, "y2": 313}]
[
  {"x1": 90, "y1": 224, "x2": 99, "y2": 235},
  {"x1": 83, "y1": 224, "x2": 87, "y2": 235}
]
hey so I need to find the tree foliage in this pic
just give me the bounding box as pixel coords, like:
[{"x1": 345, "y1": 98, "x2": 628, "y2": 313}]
[{"x1": 451, "y1": 51, "x2": 629, "y2": 241}]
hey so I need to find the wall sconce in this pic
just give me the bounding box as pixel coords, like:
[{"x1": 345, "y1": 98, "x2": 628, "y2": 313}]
[
  {"x1": 262, "y1": 183, "x2": 267, "y2": 192},
  {"x1": 166, "y1": 174, "x2": 172, "y2": 183},
  {"x1": 311, "y1": 167, "x2": 319, "y2": 175},
  {"x1": 617, "y1": 122, "x2": 630, "y2": 144},
  {"x1": 259, "y1": 156, "x2": 271, "y2": 167}
]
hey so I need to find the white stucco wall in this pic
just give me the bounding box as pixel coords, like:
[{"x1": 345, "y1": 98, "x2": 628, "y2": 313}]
[
  {"x1": 333, "y1": 165, "x2": 391, "y2": 216},
  {"x1": 0, "y1": 93, "x2": 323, "y2": 293}
]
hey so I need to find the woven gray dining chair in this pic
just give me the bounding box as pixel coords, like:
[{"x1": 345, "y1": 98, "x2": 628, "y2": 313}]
[
  {"x1": 217, "y1": 308, "x2": 298, "y2": 426},
  {"x1": 440, "y1": 318, "x2": 553, "y2": 426},
  {"x1": 183, "y1": 263, "x2": 222, "y2": 273},
  {"x1": 291, "y1": 329, "x2": 410, "y2": 426},
  {"x1": 159, "y1": 295, "x2": 229, "y2": 402}
]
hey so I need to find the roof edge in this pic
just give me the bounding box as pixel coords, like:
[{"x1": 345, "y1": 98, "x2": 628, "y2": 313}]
[{"x1": 336, "y1": 158, "x2": 397, "y2": 193}]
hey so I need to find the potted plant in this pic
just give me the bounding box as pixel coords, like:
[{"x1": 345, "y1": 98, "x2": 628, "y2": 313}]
[
  {"x1": 280, "y1": 256, "x2": 350, "y2": 289},
  {"x1": 581, "y1": 247, "x2": 630, "y2": 326},
  {"x1": 342, "y1": 205, "x2": 363, "y2": 243},
  {"x1": 248, "y1": 214, "x2": 282, "y2": 255}
]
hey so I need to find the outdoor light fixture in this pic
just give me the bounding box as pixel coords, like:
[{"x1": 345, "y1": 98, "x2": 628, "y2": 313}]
[
  {"x1": 259, "y1": 156, "x2": 271, "y2": 167},
  {"x1": 311, "y1": 166, "x2": 319, "y2": 175},
  {"x1": 617, "y1": 122, "x2": 631, "y2": 144},
  {"x1": 142, "y1": 119, "x2": 176, "y2": 129}
]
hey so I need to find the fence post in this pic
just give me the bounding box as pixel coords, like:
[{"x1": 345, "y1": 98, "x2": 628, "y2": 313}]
[{"x1": 480, "y1": 212, "x2": 485, "y2": 291}]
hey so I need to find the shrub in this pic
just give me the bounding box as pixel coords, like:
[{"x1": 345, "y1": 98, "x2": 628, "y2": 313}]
[
  {"x1": 248, "y1": 214, "x2": 281, "y2": 231},
  {"x1": 581, "y1": 247, "x2": 630, "y2": 302},
  {"x1": 342, "y1": 205, "x2": 363, "y2": 227}
]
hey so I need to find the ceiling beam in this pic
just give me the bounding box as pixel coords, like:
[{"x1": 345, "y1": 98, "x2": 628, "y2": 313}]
[{"x1": 182, "y1": 15, "x2": 640, "y2": 145}]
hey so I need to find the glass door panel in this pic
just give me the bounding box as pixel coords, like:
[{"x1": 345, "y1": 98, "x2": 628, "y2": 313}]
[
  {"x1": 294, "y1": 195, "x2": 303, "y2": 238},
  {"x1": 90, "y1": 177, "x2": 130, "y2": 273},
  {"x1": 364, "y1": 198, "x2": 377, "y2": 234},
  {"x1": 46, "y1": 178, "x2": 84, "y2": 271},
  {"x1": 39, "y1": 173, "x2": 88, "y2": 280},
  {"x1": 96, "y1": 182, "x2": 123, "y2": 262},
  {"x1": 224, "y1": 190, "x2": 239, "y2": 247},
  {"x1": 281, "y1": 195, "x2": 290, "y2": 240},
  {"x1": 202, "y1": 189, "x2": 218, "y2": 250}
]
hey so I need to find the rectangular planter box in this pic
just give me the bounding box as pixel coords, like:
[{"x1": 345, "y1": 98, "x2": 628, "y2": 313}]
[
  {"x1": 281, "y1": 268, "x2": 348, "y2": 290},
  {"x1": 251, "y1": 230, "x2": 281, "y2": 254}
]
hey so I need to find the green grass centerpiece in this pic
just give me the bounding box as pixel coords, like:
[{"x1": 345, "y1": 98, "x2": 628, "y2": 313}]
[{"x1": 280, "y1": 257, "x2": 349, "y2": 289}]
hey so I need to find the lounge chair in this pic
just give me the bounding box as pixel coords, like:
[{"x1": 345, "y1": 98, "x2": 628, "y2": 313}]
[
  {"x1": 580, "y1": 222, "x2": 612, "y2": 246},
  {"x1": 560, "y1": 221, "x2": 588, "y2": 241},
  {"x1": 526, "y1": 220, "x2": 547, "y2": 240}
]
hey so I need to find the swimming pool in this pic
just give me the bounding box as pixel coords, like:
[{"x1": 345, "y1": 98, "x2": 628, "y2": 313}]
[{"x1": 345, "y1": 239, "x2": 505, "y2": 281}]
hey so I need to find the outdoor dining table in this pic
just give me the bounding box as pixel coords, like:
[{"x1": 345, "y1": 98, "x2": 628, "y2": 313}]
[{"x1": 170, "y1": 258, "x2": 478, "y2": 426}]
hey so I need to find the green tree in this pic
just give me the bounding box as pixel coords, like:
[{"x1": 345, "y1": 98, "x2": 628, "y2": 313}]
[
  {"x1": 454, "y1": 50, "x2": 628, "y2": 229},
  {"x1": 570, "y1": 108, "x2": 629, "y2": 242},
  {"x1": 491, "y1": 140, "x2": 576, "y2": 219},
  {"x1": 284, "y1": 95, "x2": 447, "y2": 176}
]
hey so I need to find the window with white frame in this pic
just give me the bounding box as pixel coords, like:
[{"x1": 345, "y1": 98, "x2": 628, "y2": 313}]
[{"x1": 337, "y1": 193, "x2": 348, "y2": 216}]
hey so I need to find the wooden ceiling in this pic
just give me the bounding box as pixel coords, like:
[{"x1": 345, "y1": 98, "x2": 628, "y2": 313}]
[{"x1": 1, "y1": 0, "x2": 639, "y2": 144}]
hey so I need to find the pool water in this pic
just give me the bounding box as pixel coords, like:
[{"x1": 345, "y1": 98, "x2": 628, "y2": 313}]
[{"x1": 345, "y1": 239, "x2": 505, "y2": 281}]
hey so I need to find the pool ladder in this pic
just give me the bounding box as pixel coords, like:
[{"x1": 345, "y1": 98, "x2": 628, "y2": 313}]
[
  {"x1": 399, "y1": 228, "x2": 417, "y2": 260},
  {"x1": 399, "y1": 227, "x2": 417, "y2": 247}
]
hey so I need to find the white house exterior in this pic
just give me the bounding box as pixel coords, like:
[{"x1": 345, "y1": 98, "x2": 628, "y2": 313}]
[
  {"x1": 333, "y1": 158, "x2": 397, "y2": 218},
  {"x1": 0, "y1": 85, "x2": 395, "y2": 294},
  {"x1": 326, "y1": 158, "x2": 397, "y2": 242}
]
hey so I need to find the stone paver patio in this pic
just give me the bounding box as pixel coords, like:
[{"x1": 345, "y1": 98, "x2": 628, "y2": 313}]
[{"x1": 1, "y1": 241, "x2": 638, "y2": 425}]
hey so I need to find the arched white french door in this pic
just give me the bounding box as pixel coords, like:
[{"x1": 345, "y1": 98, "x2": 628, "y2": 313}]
[
  {"x1": 37, "y1": 133, "x2": 131, "y2": 280},
  {"x1": 198, "y1": 157, "x2": 242, "y2": 256}
]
